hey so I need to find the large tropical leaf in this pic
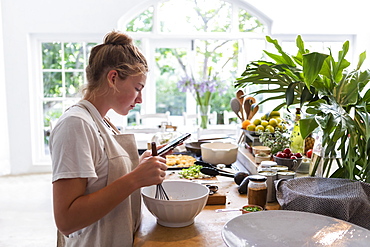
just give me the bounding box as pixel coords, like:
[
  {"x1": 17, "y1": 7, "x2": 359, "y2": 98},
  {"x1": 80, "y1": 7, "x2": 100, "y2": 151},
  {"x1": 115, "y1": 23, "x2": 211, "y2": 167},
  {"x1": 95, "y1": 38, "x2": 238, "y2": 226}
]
[
  {"x1": 302, "y1": 52, "x2": 328, "y2": 87},
  {"x1": 265, "y1": 36, "x2": 296, "y2": 66}
]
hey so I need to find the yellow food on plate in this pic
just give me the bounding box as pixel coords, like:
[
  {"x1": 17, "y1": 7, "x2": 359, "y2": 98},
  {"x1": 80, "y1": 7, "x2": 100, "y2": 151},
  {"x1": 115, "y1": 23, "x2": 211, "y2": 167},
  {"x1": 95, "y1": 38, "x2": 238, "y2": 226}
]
[{"x1": 166, "y1": 154, "x2": 196, "y2": 167}]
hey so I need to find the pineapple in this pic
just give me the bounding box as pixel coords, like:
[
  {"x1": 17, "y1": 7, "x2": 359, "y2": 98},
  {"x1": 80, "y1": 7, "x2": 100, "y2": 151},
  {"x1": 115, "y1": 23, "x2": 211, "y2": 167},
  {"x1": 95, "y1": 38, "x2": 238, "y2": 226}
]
[{"x1": 304, "y1": 134, "x2": 315, "y2": 153}]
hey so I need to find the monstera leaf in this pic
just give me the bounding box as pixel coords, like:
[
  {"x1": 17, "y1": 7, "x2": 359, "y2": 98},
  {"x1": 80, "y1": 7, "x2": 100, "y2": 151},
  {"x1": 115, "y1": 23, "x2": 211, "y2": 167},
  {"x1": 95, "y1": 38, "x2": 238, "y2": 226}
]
[{"x1": 235, "y1": 35, "x2": 370, "y2": 182}]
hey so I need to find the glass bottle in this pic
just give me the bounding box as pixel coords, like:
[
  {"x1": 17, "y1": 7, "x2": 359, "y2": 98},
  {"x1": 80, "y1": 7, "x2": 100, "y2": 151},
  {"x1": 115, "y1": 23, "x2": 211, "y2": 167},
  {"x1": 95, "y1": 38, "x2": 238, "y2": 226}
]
[
  {"x1": 247, "y1": 175, "x2": 268, "y2": 209},
  {"x1": 290, "y1": 108, "x2": 304, "y2": 154}
]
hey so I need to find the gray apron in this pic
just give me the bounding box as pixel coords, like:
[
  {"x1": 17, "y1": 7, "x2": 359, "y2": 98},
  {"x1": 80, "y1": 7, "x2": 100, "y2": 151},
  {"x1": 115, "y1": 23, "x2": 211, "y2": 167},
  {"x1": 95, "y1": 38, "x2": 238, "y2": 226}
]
[{"x1": 57, "y1": 100, "x2": 141, "y2": 247}]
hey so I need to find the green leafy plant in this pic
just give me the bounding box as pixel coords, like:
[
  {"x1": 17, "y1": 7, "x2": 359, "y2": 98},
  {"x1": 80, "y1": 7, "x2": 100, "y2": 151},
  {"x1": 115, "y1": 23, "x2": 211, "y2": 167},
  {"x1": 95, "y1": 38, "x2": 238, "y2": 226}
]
[
  {"x1": 258, "y1": 128, "x2": 291, "y2": 155},
  {"x1": 235, "y1": 35, "x2": 370, "y2": 182}
]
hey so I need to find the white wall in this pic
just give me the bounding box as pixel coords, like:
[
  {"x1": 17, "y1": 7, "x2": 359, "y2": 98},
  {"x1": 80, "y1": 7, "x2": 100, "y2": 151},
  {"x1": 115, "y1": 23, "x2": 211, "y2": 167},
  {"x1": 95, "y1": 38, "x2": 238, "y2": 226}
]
[
  {"x1": 1, "y1": 0, "x2": 370, "y2": 174},
  {"x1": 0, "y1": 0, "x2": 10, "y2": 175},
  {"x1": 1, "y1": 0, "x2": 140, "y2": 174}
]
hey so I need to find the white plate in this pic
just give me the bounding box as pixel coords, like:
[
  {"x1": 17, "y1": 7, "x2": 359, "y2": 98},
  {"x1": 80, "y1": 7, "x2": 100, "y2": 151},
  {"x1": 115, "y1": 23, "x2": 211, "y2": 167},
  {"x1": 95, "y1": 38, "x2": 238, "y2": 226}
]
[{"x1": 222, "y1": 210, "x2": 370, "y2": 247}]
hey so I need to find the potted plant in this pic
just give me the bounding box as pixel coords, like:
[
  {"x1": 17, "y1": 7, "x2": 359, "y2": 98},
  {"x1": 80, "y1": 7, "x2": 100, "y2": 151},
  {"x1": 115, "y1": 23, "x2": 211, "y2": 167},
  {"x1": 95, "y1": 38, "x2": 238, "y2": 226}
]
[{"x1": 234, "y1": 35, "x2": 370, "y2": 182}]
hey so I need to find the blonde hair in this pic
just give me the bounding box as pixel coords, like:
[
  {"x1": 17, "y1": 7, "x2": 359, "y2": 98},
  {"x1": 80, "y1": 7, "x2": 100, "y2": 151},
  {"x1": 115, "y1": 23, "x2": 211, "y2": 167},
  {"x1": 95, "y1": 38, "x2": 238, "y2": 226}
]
[{"x1": 83, "y1": 30, "x2": 148, "y2": 101}]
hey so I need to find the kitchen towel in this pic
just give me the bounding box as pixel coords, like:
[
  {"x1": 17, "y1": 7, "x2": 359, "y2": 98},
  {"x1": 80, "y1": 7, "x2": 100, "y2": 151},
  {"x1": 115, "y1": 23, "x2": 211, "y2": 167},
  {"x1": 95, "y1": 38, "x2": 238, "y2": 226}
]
[{"x1": 275, "y1": 177, "x2": 370, "y2": 230}]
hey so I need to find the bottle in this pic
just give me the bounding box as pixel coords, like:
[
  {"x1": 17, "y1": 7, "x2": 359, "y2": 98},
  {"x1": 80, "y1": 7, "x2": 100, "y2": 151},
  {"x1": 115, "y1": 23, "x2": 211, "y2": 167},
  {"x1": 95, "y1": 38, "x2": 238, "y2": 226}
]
[
  {"x1": 290, "y1": 108, "x2": 304, "y2": 154},
  {"x1": 247, "y1": 175, "x2": 268, "y2": 209}
]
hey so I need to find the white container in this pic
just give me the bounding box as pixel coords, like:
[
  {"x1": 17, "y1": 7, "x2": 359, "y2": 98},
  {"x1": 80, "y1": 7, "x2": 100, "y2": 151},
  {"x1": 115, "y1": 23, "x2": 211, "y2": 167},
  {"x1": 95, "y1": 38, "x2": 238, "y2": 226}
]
[
  {"x1": 255, "y1": 154, "x2": 270, "y2": 164},
  {"x1": 252, "y1": 146, "x2": 271, "y2": 156},
  {"x1": 258, "y1": 161, "x2": 277, "y2": 172},
  {"x1": 258, "y1": 171, "x2": 278, "y2": 202},
  {"x1": 277, "y1": 171, "x2": 296, "y2": 180},
  {"x1": 200, "y1": 142, "x2": 238, "y2": 165},
  {"x1": 271, "y1": 165, "x2": 289, "y2": 172},
  {"x1": 141, "y1": 180, "x2": 209, "y2": 227},
  {"x1": 296, "y1": 158, "x2": 310, "y2": 173}
]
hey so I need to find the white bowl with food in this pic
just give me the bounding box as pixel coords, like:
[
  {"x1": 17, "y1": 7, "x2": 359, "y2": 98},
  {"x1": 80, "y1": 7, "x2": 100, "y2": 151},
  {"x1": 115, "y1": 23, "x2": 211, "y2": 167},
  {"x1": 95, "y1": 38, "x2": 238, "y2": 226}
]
[{"x1": 141, "y1": 180, "x2": 209, "y2": 227}]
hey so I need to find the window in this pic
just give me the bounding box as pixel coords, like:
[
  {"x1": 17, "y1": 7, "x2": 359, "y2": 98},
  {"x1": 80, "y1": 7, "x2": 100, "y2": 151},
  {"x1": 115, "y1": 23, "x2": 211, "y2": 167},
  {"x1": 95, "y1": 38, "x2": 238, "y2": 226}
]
[
  {"x1": 31, "y1": 0, "x2": 355, "y2": 165},
  {"x1": 42, "y1": 42, "x2": 96, "y2": 155},
  {"x1": 122, "y1": 0, "x2": 270, "y2": 123}
]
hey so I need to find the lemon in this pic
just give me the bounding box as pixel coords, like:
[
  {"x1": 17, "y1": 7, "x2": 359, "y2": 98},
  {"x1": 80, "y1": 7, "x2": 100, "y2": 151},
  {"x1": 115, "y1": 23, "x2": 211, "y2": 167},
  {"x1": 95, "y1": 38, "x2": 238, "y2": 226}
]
[
  {"x1": 268, "y1": 118, "x2": 278, "y2": 127},
  {"x1": 247, "y1": 124, "x2": 256, "y2": 131},
  {"x1": 270, "y1": 111, "x2": 280, "y2": 117},
  {"x1": 265, "y1": 125, "x2": 275, "y2": 133},
  {"x1": 261, "y1": 120, "x2": 269, "y2": 127},
  {"x1": 274, "y1": 117, "x2": 283, "y2": 124},
  {"x1": 255, "y1": 125, "x2": 265, "y2": 132},
  {"x1": 253, "y1": 118, "x2": 261, "y2": 126}
]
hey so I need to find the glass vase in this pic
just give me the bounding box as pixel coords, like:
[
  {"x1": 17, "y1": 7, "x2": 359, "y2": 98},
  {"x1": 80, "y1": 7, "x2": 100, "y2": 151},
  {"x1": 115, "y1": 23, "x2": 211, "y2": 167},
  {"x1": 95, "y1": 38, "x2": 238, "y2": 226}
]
[{"x1": 198, "y1": 104, "x2": 210, "y2": 129}]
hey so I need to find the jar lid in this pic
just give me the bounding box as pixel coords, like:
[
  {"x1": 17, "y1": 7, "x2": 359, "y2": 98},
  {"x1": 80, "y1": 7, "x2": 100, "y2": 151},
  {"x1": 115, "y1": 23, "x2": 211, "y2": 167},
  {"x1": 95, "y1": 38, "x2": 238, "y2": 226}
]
[
  {"x1": 258, "y1": 171, "x2": 277, "y2": 176},
  {"x1": 260, "y1": 161, "x2": 277, "y2": 167},
  {"x1": 248, "y1": 175, "x2": 267, "y2": 182}
]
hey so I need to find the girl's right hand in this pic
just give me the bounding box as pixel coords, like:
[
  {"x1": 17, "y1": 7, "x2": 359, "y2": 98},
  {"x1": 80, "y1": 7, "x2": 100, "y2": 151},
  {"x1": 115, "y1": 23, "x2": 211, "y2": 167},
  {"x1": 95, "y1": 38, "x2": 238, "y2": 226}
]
[{"x1": 133, "y1": 155, "x2": 168, "y2": 187}]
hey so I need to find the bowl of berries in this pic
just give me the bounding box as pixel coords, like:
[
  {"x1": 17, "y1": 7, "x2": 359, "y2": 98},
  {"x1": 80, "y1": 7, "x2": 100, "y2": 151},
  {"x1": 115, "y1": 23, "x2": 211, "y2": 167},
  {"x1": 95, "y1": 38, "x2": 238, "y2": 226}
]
[{"x1": 273, "y1": 148, "x2": 303, "y2": 171}]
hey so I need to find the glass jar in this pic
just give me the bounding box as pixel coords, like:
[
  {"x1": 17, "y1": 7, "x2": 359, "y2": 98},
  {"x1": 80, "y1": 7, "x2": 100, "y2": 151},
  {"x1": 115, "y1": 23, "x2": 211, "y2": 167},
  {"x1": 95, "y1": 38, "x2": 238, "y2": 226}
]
[{"x1": 247, "y1": 175, "x2": 268, "y2": 209}]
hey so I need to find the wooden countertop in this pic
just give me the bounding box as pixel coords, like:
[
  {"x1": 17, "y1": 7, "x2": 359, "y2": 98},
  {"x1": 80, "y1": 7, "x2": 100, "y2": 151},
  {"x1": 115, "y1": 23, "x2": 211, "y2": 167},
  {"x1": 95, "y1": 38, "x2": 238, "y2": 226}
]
[{"x1": 134, "y1": 167, "x2": 280, "y2": 247}]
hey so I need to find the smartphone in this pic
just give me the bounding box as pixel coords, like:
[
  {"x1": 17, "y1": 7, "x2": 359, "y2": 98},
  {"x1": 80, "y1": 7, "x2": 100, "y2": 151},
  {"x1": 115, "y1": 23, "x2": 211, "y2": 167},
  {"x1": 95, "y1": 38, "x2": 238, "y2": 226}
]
[{"x1": 157, "y1": 133, "x2": 191, "y2": 155}]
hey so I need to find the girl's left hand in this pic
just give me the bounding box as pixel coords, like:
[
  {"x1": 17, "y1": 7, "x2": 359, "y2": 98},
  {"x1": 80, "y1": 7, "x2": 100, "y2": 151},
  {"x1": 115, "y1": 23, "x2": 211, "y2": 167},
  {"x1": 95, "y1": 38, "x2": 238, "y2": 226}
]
[{"x1": 139, "y1": 143, "x2": 174, "y2": 163}]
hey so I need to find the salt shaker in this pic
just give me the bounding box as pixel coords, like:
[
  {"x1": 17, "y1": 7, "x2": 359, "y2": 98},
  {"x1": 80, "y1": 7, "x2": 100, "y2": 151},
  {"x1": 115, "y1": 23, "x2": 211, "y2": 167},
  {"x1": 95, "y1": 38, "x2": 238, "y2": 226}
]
[{"x1": 247, "y1": 175, "x2": 268, "y2": 209}]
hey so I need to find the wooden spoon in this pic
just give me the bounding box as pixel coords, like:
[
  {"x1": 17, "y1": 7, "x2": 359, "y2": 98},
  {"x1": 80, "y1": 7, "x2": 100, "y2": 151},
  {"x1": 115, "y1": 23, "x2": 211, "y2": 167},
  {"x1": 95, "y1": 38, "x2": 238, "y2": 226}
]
[
  {"x1": 243, "y1": 99, "x2": 251, "y2": 120},
  {"x1": 236, "y1": 90, "x2": 245, "y2": 121},
  {"x1": 244, "y1": 97, "x2": 257, "y2": 120},
  {"x1": 230, "y1": 98, "x2": 242, "y2": 121},
  {"x1": 249, "y1": 103, "x2": 259, "y2": 120}
]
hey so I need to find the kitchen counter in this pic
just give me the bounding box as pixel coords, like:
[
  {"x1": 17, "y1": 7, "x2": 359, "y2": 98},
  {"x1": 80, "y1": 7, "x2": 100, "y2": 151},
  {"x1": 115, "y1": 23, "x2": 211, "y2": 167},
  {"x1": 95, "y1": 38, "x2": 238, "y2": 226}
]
[{"x1": 134, "y1": 164, "x2": 280, "y2": 246}]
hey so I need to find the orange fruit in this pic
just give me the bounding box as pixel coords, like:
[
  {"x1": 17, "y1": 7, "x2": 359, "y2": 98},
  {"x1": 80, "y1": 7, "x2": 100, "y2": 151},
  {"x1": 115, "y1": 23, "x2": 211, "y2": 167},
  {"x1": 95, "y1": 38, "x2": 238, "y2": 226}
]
[{"x1": 242, "y1": 120, "x2": 251, "y2": 129}]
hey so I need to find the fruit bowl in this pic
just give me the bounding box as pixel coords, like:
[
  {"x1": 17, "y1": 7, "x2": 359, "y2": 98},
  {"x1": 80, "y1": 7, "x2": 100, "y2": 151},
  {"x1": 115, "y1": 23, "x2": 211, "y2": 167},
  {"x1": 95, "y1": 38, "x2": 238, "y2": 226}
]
[{"x1": 273, "y1": 155, "x2": 302, "y2": 171}]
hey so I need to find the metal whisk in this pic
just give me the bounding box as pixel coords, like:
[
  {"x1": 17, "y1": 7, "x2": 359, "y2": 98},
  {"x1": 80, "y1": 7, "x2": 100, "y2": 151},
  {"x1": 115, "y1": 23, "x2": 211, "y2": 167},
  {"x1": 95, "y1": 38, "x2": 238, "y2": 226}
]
[{"x1": 151, "y1": 142, "x2": 170, "y2": 200}]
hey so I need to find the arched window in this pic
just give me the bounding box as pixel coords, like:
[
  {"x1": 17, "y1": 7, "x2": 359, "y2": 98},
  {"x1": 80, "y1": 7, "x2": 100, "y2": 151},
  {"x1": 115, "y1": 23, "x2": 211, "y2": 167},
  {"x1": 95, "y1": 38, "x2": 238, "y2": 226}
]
[
  {"x1": 33, "y1": 0, "x2": 354, "y2": 165},
  {"x1": 118, "y1": 0, "x2": 271, "y2": 125}
]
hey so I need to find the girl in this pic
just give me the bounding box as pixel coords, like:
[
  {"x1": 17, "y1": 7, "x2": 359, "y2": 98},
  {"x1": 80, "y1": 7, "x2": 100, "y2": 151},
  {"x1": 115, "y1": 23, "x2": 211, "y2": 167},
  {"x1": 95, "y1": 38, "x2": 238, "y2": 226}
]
[{"x1": 50, "y1": 30, "x2": 168, "y2": 246}]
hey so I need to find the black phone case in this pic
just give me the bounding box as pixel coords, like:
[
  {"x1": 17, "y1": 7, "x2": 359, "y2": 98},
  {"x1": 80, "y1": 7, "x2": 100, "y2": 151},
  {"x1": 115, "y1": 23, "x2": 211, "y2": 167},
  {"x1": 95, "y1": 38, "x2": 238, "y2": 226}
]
[{"x1": 157, "y1": 133, "x2": 191, "y2": 155}]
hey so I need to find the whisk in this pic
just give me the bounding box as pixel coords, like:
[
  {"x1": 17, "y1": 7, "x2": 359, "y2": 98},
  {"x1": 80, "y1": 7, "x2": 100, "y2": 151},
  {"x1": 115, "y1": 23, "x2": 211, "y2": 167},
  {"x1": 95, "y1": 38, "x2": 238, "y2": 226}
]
[{"x1": 151, "y1": 142, "x2": 170, "y2": 200}]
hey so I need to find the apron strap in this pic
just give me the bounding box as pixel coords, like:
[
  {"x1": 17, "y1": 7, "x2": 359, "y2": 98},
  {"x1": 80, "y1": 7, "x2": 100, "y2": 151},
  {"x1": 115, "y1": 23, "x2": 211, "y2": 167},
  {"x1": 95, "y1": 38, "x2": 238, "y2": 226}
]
[{"x1": 103, "y1": 117, "x2": 121, "y2": 135}]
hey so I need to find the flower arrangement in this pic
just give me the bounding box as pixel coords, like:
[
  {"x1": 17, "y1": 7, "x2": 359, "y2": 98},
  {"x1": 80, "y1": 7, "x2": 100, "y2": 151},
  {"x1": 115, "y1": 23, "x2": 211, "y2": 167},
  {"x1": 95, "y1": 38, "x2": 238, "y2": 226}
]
[{"x1": 177, "y1": 69, "x2": 228, "y2": 128}]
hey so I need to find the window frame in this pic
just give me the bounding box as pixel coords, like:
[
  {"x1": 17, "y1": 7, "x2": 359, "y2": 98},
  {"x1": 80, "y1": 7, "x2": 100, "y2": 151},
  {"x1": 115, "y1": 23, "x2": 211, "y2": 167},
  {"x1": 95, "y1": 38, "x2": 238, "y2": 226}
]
[{"x1": 29, "y1": 33, "x2": 102, "y2": 166}]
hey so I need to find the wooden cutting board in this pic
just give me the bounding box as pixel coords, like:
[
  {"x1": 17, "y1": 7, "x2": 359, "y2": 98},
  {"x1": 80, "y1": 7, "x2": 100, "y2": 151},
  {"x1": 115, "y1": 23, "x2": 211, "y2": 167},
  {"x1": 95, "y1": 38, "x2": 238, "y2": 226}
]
[{"x1": 165, "y1": 171, "x2": 234, "y2": 205}]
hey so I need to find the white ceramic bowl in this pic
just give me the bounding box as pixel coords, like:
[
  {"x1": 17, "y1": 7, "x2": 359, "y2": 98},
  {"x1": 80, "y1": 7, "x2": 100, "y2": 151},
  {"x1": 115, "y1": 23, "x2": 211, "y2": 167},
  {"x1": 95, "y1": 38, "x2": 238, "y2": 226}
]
[
  {"x1": 200, "y1": 142, "x2": 238, "y2": 165},
  {"x1": 141, "y1": 180, "x2": 209, "y2": 227}
]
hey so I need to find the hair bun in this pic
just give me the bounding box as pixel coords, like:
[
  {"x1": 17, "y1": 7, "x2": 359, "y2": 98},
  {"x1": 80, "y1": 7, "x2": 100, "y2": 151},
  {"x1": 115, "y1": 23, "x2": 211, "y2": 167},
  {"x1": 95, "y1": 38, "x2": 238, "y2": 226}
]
[{"x1": 104, "y1": 31, "x2": 132, "y2": 46}]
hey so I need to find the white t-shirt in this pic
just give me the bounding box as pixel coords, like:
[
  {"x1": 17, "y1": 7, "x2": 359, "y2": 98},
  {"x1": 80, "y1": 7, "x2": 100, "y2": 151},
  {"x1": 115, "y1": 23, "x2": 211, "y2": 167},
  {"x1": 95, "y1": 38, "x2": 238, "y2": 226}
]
[{"x1": 50, "y1": 102, "x2": 108, "y2": 195}]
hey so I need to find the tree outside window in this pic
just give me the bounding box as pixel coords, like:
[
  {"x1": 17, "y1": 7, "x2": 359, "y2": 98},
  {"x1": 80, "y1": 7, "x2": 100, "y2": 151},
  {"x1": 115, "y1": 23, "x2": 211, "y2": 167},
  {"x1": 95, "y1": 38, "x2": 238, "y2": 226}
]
[
  {"x1": 42, "y1": 42, "x2": 96, "y2": 154},
  {"x1": 126, "y1": 0, "x2": 266, "y2": 122}
]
